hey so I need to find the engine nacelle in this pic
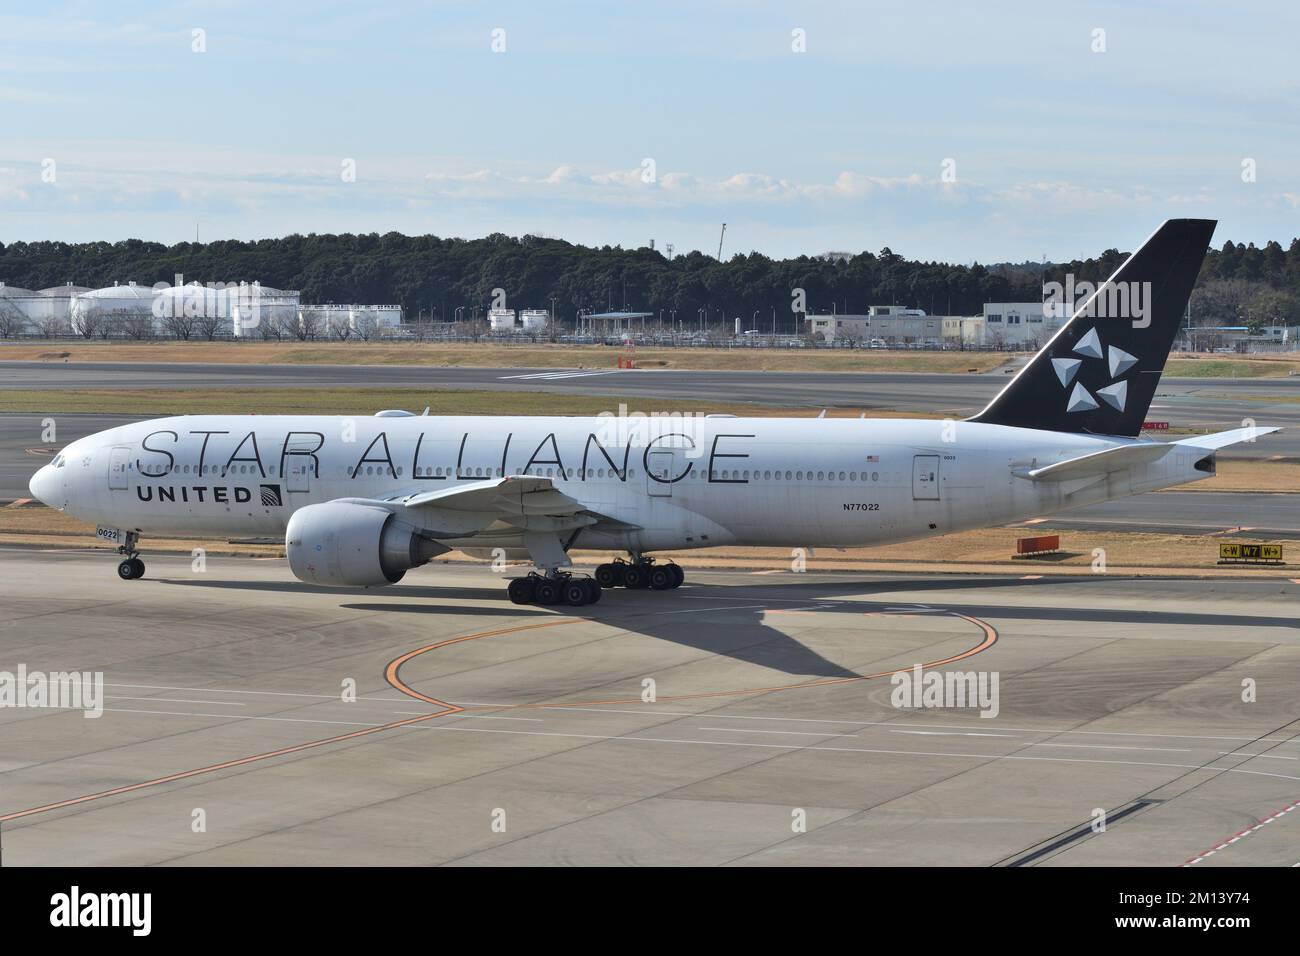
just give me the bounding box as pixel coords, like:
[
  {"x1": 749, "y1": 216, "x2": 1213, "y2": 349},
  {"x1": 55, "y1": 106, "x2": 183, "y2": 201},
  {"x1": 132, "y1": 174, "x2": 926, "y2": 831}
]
[{"x1": 286, "y1": 501, "x2": 446, "y2": 587}]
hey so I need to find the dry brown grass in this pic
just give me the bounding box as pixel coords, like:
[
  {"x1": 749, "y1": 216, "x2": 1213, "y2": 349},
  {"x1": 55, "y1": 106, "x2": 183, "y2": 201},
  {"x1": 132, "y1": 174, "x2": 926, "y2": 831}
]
[
  {"x1": 1170, "y1": 458, "x2": 1300, "y2": 493},
  {"x1": 1, "y1": 340, "x2": 1014, "y2": 373}
]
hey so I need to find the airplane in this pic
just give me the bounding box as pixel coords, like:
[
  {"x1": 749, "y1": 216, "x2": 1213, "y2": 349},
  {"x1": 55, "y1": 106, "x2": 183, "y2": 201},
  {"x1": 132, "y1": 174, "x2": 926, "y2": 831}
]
[{"x1": 27, "y1": 219, "x2": 1278, "y2": 606}]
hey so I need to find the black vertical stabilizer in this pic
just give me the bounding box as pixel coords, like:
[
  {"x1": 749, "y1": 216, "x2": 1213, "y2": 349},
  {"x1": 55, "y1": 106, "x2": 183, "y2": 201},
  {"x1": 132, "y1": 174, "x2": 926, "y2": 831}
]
[{"x1": 968, "y1": 219, "x2": 1216, "y2": 437}]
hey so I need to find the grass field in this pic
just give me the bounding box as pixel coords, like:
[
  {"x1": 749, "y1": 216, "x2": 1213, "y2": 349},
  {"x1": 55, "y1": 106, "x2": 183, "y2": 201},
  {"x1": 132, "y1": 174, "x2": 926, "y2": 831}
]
[
  {"x1": 1164, "y1": 355, "x2": 1300, "y2": 378},
  {"x1": 6, "y1": 340, "x2": 1300, "y2": 376},
  {"x1": 0, "y1": 387, "x2": 923, "y2": 418},
  {"x1": 2, "y1": 341, "x2": 1014, "y2": 373}
]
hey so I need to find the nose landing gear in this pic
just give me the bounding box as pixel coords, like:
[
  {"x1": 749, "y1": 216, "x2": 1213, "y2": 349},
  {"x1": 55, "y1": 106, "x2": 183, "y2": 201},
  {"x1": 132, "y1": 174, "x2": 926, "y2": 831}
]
[{"x1": 114, "y1": 531, "x2": 146, "y2": 581}]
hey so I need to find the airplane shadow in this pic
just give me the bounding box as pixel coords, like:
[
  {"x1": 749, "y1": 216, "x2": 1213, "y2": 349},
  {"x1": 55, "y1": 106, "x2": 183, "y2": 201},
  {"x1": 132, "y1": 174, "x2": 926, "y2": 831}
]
[{"x1": 153, "y1": 571, "x2": 1293, "y2": 683}]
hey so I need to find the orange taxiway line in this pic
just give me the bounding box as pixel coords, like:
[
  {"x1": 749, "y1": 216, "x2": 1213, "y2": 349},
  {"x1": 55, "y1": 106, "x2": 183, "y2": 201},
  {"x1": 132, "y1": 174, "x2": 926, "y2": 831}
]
[
  {"x1": 0, "y1": 624, "x2": 578, "y2": 823},
  {"x1": 0, "y1": 706, "x2": 459, "y2": 824},
  {"x1": 386, "y1": 610, "x2": 998, "y2": 711}
]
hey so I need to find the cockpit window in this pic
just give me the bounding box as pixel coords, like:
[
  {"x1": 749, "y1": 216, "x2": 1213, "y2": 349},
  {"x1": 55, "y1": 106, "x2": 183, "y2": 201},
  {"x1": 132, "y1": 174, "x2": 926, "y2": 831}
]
[{"x1": 52, "y1": 454, "x2": 65, "y2": 468}]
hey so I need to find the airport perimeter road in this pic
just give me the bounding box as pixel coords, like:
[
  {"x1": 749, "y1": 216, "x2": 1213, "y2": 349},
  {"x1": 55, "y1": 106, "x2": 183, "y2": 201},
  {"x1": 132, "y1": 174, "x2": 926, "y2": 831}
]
[{"x1": 1, "y1": 554, "x2": 1296, "y2": 866}]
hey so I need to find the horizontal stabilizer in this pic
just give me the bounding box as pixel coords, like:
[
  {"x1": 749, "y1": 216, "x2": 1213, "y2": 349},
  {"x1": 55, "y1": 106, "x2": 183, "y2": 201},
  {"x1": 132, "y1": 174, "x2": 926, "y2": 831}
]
[
  {"x1": 1174, "y1": 425, "x2": 1281, "y2": 450},
  {"x1": 1016, "y1": 442, "x2": 1173, "y2": 482}
]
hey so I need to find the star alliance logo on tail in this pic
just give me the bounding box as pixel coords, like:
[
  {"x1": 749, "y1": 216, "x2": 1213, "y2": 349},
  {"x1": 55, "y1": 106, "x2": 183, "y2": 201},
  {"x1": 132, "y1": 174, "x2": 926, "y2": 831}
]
[
  {"x1": 260, "y1": 484, "x2": 283, "y2": 506},
  {"x1": 1053, "y1": 327, "x2": 1138, "y2": 414}
]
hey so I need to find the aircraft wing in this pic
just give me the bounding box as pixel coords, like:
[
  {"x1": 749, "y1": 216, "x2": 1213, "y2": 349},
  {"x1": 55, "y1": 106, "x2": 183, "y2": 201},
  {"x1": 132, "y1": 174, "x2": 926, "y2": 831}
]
[
  {"x1": 400, "y1": 475, "x2": 581, "y2": 515},
  {"x1": 391, "y1": 475, "x2": 639, "y2": 534}
]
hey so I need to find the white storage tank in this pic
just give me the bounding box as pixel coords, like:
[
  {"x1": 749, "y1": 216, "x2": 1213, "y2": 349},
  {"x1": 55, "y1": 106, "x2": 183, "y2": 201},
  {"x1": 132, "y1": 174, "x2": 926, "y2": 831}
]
[
  {"x1": 519, "y1": 309, "x2": 548, "y2": 332},
  {"x1": 0, "y1": 283, "x2": 41, "y2": 332},
  {"x1": 71, "y1": 281, "x2": 157, "y2": 335},
  {"x1": 154, "y1": 282, "x2": 234, "y2": 333},
  {"x1": 488, "y1": 308, "x2": 517, "y2": 332},
  {"x1": 35, "y1": 284, "x2": 91, "y2": 332},
  {"x1": 228, "y1": 282, "x2": 300, "y2": 337},
  {"x1": 349, "y1": 304, "x2": 402, "y2": 333}
]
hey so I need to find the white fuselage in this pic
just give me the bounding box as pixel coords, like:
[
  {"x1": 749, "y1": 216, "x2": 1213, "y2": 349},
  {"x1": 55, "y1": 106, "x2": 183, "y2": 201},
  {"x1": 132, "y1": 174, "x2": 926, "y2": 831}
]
[{"x1": 31, "y1": 413, "x2": 1212, "y2": 556}]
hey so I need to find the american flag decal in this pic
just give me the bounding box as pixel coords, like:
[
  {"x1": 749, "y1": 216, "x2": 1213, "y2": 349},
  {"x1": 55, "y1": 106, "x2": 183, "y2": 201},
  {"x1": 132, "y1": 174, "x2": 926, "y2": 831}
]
[
  {"x1": 259, "y1": 484, "x2": 283, "y2": 506},
  {"x1": 866, "y1": 455, "x2": 880, "y2": 462}
]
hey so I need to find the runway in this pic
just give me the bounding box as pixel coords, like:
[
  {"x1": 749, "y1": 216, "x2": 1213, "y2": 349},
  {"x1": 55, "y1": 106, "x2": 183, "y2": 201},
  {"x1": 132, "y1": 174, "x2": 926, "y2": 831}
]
[
  {"x1": 1, "y1": 551, "x2": 1297, "y2": 865},
  {"x1": 4, "y1": 359, "x2": 1298, "y2": 454}
]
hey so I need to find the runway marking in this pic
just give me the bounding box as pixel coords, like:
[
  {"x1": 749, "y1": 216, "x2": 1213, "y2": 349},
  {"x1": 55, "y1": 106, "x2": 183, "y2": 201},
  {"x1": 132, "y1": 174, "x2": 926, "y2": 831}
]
[
  {"x1": 498, "y1": 370, "x2": 623, "y2": 381},
  {"x1": 108, "y1": 696, "x2": 247, "y2": 706},
  {"x1": 0, "y1": 620, "x2": 566, "y2": 823},
  {"x1": 0, "y1": 704, "x2": 455, "y2": 823},
  {"x1": 1182, "y1": 798, "x2": 1300, "y2": 866},
  {"x1": 368, "y1": 723, "x2": 1300, "y2": 784},
  {"x1": 100, "y1": 681, "x2": 402, "y2": 702},
  {"x1": 395, "y1": 711, "x2": 543, "y2": 722},
  {"x1": 893, "y1": 730, "x2": 1013, "y2": 738},
  {"x1": 438, "y1": 703, "x2": 1300, "y2": 744},
  {"x1": 698, "y1": 726, "x2": 857, "y2": 738},
  {"x1": 1217, "y1": 751, "x2": 1295, "y2": 761}
]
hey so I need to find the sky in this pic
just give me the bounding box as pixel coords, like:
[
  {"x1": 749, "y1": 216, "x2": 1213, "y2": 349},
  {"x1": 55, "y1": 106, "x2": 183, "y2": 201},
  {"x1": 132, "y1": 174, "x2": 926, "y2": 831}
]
[{"x1": 1, "y1": 0, "x2": 1297, "y2": 263}]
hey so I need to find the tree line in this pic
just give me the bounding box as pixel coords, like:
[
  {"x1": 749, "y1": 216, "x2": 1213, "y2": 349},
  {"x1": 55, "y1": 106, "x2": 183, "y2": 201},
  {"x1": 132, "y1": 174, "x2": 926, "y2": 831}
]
[{"x1": 1, "y1": 231, "x2": 1298, "y2": 335}]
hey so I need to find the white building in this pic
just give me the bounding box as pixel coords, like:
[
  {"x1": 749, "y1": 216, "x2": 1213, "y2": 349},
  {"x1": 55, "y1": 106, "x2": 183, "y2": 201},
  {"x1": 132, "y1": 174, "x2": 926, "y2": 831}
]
[
  {"x1": 299, "y1": 303, "x2": 402, "y2": 339},
  {"x1": 805, "y1": 306, "x2": 948, "y2": 346},
  {"x1": 981, "y1": 301, "x2": 1069, "y2": 349}
]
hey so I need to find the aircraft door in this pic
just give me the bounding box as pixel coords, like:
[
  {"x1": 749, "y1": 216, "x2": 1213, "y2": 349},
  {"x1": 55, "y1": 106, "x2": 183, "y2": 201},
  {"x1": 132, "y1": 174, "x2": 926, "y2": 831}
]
[
  {"x1": 108, "y1": 446, "x2": 132, "y2": 491},
  {"x1": 646, "y1": 450, "x2": 676, "y2": 497},
  {"x1": 912, "y1": 454, "x2": 940, "y2": 500},
  {"x1": 284, "y1": 443, "x2": 315, "y2": 494}
]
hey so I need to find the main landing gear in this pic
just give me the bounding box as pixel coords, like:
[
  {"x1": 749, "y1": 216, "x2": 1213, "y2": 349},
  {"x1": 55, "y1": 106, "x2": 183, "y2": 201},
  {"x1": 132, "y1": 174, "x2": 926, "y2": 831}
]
[
  {"x1": 594, "y1": 557, "x2": 684, "y2": 591},
  {"x1": 115, "y1": 531, "x2": 146, "y2": 581},
  {"x1": 507, "y1": 572, "x2": 602, "y2": 607}
]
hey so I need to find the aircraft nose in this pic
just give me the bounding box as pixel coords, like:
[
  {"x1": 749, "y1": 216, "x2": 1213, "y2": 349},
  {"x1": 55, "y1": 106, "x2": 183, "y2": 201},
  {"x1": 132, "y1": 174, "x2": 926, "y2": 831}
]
[{"x1": 29, "y1": 464, "x2": 57, "y2": 507}]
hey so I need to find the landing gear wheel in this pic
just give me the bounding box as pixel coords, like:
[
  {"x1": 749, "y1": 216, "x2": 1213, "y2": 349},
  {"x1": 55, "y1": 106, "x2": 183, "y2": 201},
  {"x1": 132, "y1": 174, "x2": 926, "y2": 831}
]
[
  {"x1": 668, "y1": 564, "x2": 684, "y2": 588},
  {"x1": 117, "y1": 558, "x2": 145, "y2": 580},
  {"x1": 595, "y1": 562, "x2": 624, "y2": 589},
  {"x1": 581, "y1": 578, "x2": 601, "y2": 604},
  {"x1": 563, "y1": 579, "x2": 592, "y2": 606},
  {"x1": 534, "y1": 578, "x2": 562, "y2": 605},
  {"x1": 649, "y1": 566, "x2": 675, "y2": 590},
  {"x1": 507, "y1": 577, "x2": 537, "y2": 605},
  {"x1": 622, "y1": 563, "x2": 650, "y2": 589}
]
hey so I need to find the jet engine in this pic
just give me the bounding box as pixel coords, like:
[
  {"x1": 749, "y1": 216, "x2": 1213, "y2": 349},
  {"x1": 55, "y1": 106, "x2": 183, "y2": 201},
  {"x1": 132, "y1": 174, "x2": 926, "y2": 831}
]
[{"x1": 286, "y1": 501, "x2": 446, "y2": 587}]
